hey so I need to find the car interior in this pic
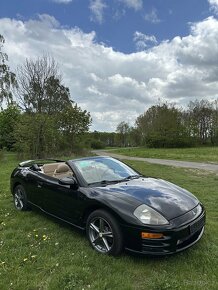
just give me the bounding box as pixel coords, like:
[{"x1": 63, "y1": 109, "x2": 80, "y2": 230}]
[{"x1": 41, "y1": 162, "x2": 74, "y2": 179}]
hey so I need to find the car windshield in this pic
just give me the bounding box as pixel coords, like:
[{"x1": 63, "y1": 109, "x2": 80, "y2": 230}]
[{"x1": 73, "y1": 157, "x2": 140, "y2": 185}]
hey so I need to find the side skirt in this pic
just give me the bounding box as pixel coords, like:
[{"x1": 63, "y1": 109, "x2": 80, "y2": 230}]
[{"x1": 28, "y1": 201, "x2": 85, "y2": 231}]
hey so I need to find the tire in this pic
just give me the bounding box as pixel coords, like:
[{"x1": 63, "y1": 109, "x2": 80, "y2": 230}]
[
  {"x1": 86, "y1": 209, "x2": 123, "y2": 256},
  {"x1": 13, "y1": 185, "x2": 29, "y2": 211}
]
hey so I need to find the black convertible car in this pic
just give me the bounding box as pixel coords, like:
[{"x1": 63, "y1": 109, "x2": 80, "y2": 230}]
[{"x1": 10, "y1": 156, "x2": 205, "y2": 256}]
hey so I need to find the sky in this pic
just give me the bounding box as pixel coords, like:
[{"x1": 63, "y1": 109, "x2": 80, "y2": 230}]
[{"x1": 0, "y1": 0, "x2": 218, "y2": 131}]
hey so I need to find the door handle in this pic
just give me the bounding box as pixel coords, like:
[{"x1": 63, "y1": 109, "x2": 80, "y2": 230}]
[{"x1": 37, "y1": 181, "x2": 43, "y2": 188}]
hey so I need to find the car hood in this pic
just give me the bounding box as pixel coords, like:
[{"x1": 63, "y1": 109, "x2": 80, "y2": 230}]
[{"x1": 97, "y1": 177, "x2": 199, "y2": 220}]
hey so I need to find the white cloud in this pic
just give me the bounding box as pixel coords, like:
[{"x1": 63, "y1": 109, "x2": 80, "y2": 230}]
[
  {"x1": 1, "y1": 15, "x2": 218, "y2": 131},
  {"x1": 89, "y1": 0, "x2": 107, "y2": 24},
  {"x1": 208, "y1": 0, "x2": 218, "y2": 14},
  {"x1": 144, "y1": 8, "x2": 161, "y2": 24},
  {"x1": 133, "y1": 31, "x2": 158, "y2": 50},
  {"x1": 119, "y1": 0, "x2": 143, "y2": 11},
  {"x1": 51, "y1": 0, "x2": 72, "y2": 4}
]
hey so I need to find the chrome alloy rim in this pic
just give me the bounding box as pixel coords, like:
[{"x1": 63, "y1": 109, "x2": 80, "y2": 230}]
[
  {"x1": 88, "y1": 217, "x2": 114, "y2": 253},
  {"x1": 14, "y1": 188, "x2": 24, "y2": 210}
]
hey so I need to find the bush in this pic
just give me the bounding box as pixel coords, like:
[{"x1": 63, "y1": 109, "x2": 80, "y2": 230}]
[
  {"x1": 91, "y1": 140, "x2": 105, "y2": 149},
  {"x1": 145, "y1": 135, "x2": 196, "y2": 148}
]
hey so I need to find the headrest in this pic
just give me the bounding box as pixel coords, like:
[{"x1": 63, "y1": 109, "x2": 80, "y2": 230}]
[
  {"x1": 43, "y1": 163, "x2": 60, "y2": 171},
  {"x1": 55, "y1": 164, "x2": 70, "y2": 173}
]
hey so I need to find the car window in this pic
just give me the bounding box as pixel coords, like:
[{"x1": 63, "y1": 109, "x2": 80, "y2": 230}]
[{"x1": 74, "y1": 158, "x2": 138, "y2": 184}]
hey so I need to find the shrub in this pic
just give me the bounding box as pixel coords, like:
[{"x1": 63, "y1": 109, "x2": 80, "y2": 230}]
[{"x1": 91, "y1": 140, "x2": 105, "y2": 149}]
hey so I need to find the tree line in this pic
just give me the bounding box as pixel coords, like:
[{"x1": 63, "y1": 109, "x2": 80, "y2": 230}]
[
  {"x1": 80, "y1": 98, "x2": 218, "y2": 149},
  {"x1": 114, "y1": 100, "x2": 218, "y2": 148},
  {"x1": 0, "y1": 35, "x2": 91, "y2": 158}
]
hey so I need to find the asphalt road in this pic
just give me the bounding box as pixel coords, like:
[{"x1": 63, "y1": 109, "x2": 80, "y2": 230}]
[{"x1": 93, "y1": 150, "x2": 218, "y2": 172}]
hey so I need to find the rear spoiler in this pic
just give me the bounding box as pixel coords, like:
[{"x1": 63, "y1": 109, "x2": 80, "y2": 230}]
[{"x1": 18, "y1": 159, "x2": 65, "y2": 167}]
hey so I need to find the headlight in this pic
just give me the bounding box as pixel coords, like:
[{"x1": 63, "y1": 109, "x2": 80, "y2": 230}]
[
  {"x1": 134, "y1": 204, "x2": 169, "y2": 225},
  {"x1": 192, "y1": 204, "x2": 202, "y2": 218}
]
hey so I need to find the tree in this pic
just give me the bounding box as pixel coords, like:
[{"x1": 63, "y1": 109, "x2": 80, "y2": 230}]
[
  {"x1": 211, "y1": 100, "x2": 218, "y2": 145},
  {"x1": 14, "y1": 113, "x2": 59, "y2": 158},
  {"x1": 16, "y1": 55, "x2": 71, "y2": 113},
  {"x1": 0, "y1": 105, "x2": 20, "y2": 150},
  {"x1": 15, "y1": 56, "x2": 69, "y2": 157},
  {"x1": 188, "y1": 100, "x2": 214, "y2": 144},
  {"x1": 15, "y1": 104, "x2": 92, "y2": 158},
  {"x1": 15, "y1": 56, "x2": 92, "y2": 158},
  {"x1": 135, "y1": 103, "x2": 188, "y2": 148},
  {"x1": 0, "y1": 35, "x2": 17, "y2": 105},
  {"x1": 58, "y1": 104, "x2": 92, "y2": 152},
  {"x1": 84, "y1": 131, "x2": 118, "y2": 149},
  {"x1": 116, "y1": 121, "x2": 130, "y2": 147}
]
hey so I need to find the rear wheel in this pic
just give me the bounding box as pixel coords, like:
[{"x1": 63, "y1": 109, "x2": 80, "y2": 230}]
[
  {"x1": 13, "y1": 185, "x2": 28, "y2": 211},
  {"x1": 86, "y1": 209, "x2": 123, "y2": 256}
]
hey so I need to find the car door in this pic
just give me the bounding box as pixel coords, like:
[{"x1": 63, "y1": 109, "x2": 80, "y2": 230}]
[
  {"x1": 38, "y1": 175, "x2": 81, "y2": 224},
  {"x1": 24, "y1": 170, "x2": 46, "y2": 208}
]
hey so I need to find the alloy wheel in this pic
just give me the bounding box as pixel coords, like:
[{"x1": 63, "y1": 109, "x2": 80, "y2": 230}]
[
  {"x1": 14, "y1": 188, "x2": 24, "y2": 210},
  {"x1": 88, "y1": 217, "x2": 114, "y2": 253}
]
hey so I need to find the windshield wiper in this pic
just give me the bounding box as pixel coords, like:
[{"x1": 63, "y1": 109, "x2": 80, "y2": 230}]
[
  {"x1": 88, "y1": 175, "x2": 143, "y2": 186},
  {"x1": 88, "y1": 180, "x2": 120, "y2": 186},
  {"x1": 100, "y1": 180, "x2": 120, "y2": 185},
  {"x1": 118, "y1": 174, "x2": 143, "y2": 182},
  {"x1": 101, "y1": 175, "x2": 143, "y2": 184}
]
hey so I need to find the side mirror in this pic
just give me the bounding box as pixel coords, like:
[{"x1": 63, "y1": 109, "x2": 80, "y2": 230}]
[
  {"x1": 58, "y1": 177, "x2": 78, "y2": 188},
  {"x1": 30, "y1": 164, "x2": 41, "y2": 171}
]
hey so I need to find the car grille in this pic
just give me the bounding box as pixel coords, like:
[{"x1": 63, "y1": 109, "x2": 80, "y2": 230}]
[{"x1": 142, "y1": 237, "x2": 171, "y2": 254}]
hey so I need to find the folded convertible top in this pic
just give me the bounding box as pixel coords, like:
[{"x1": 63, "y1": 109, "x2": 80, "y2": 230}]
[{"x1": 18, "y1": 159, "x2": 65, "y2": 167}]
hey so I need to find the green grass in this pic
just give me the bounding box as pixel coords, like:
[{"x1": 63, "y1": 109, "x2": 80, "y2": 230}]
[
  {"x1": 112, "y1": 147, "x2": 218, "y2": 163},
  {"x1": 0, "y1": 153, "x2": 218, "y2": 289}
]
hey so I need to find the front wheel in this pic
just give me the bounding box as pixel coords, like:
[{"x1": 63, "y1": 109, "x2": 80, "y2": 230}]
[
  {"x1": 13, "y1": 185, "x2": 28, "y2": 211},
  {"x1": 86, "y1": 209, "x2": 123, "y2": 256}
]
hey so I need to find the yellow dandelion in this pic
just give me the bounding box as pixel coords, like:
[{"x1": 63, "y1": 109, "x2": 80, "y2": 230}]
[{"x1": 42, "y1": 234, "x2": 48, "y2": 241}]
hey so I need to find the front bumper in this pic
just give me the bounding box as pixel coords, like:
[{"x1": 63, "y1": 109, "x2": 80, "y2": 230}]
[{"x1": 122, "y1": 208, "x2": 206, "y2": 255}]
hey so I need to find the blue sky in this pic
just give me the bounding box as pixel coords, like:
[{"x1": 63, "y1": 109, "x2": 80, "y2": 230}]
[
  {"x1": 0, "y1": 0, "x2": 212, "y2": 52},
  {"x1": 0, "y1": 0, "x2": 218, "y2": 131}
]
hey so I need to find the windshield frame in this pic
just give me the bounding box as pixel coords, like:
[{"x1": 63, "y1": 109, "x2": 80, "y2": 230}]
[{"x1": 70, "y1": 156, "x2": 142, "y2": 187}]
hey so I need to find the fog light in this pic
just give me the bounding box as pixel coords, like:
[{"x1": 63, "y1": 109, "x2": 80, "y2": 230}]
[{"x1": 141, "y1": 232, "x2": 164, "y2": 239}]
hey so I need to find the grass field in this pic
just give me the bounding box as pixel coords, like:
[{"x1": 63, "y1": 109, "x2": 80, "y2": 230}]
[
  {"x1": 0, "y1": 153, "x2": 217, "y2": 290},
  {"x1": 112, "y1": 147, "x2": 218, "y2": 163}
]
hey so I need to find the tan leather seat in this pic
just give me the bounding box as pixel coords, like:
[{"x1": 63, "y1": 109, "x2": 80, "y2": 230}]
[
  {"x1": 53, "y1": 163, "x2": 73, "y2": 179},
  {"x1": 42, "y1": 163, "x2": 63, "y2": 176}
]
